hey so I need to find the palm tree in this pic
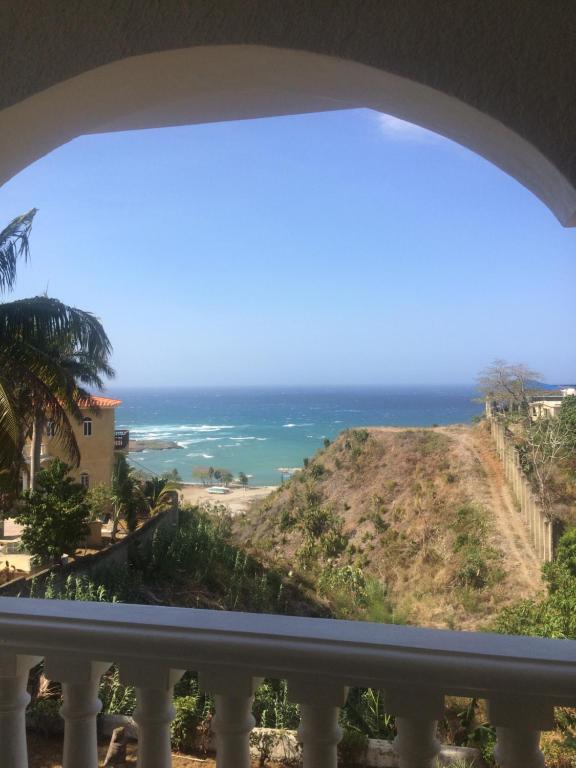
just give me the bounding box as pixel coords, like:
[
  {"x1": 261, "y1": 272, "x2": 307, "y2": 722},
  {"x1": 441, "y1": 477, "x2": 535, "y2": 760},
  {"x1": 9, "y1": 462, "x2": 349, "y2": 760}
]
[
  {"x1": 0, "y1": 209, "x2": 113, "y2": 494},
  {"x1": 28, "y1": 334, "x2": 115, "y2": 489},
  {"x1": 142, "y1": 475, "x2": 179, "y2": 514},
  {"x1": 110, "y1": 453, "x2": 143, "y2": 539}
]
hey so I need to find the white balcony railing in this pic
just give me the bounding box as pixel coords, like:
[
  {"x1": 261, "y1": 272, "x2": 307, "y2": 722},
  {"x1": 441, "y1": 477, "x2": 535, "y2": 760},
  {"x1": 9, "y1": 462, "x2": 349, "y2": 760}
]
[{"x1": 0, "y1": 597, "x2": 573, "y2": 768}]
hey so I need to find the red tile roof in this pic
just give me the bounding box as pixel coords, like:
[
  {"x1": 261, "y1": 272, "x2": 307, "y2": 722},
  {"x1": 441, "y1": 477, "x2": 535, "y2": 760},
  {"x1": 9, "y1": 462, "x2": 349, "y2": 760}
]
[{"x1": 78, "y1": 396, "x2": 122, "y2": 409}]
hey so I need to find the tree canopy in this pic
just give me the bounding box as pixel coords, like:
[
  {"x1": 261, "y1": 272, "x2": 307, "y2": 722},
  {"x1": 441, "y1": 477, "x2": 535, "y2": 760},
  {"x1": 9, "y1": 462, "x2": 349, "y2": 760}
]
[
  {"x1": 477, "y1": 359, "x2": 542, "y2": 413},
  {"x1": 14, "y1": 459, "x2": 89, "y2": 562}
]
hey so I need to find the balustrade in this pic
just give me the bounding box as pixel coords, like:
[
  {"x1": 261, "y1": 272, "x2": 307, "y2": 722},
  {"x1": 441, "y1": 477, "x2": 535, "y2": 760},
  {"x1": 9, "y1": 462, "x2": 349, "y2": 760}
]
[{"x1": 0, "y1": 598, "x2": 574, "y2": 767}]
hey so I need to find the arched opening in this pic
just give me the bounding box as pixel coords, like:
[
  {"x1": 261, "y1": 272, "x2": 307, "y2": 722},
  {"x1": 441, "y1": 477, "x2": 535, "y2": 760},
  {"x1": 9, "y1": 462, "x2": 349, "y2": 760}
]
[{"x1": 1, "y1": 45, "x2": 575, "y2": 226}]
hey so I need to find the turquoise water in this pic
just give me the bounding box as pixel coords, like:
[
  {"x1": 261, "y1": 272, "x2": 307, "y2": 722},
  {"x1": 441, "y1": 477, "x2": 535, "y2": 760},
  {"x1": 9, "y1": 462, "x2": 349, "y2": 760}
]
[{"x1": 114, "y1": 386, "x2": 482, "y2": 486}]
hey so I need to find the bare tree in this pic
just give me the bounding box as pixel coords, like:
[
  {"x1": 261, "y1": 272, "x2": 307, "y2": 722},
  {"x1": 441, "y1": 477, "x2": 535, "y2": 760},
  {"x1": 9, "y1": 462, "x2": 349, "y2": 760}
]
[
  {"x1": 522, "y1": 417, "x2": 574, "y2": 516},
  {"x1": 477, "y1": 359, "x2": 543, "y2": 414}
]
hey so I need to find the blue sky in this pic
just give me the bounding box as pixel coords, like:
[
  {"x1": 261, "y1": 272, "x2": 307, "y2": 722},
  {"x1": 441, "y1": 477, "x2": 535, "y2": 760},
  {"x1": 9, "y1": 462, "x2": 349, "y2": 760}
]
[{"x1": 0, "y1": 108, "x2": 574, "y2": 387}]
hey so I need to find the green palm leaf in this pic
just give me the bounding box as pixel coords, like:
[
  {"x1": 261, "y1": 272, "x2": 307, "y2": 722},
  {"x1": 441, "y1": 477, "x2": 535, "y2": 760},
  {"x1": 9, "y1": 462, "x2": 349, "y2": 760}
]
[
  {"x1": 0, "y1": 212, "x2": 114, "y2": 495},
  {"x1": 0, "y1": 209, "x2": 37, "y2": 293}
]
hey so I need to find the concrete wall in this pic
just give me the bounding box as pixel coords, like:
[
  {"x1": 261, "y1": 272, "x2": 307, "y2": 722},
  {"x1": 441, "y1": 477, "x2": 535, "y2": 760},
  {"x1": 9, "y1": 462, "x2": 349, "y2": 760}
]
[
  {"x1": 0, "y1": 3, "x2": 576, "y2": 225},
  {"x1": 489, "y1": 417, "x2": 552, "y2": 562}
]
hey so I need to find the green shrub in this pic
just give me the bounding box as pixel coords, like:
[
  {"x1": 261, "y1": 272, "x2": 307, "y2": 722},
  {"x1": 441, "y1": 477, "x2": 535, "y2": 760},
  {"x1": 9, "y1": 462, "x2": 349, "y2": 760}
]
[
  {"x1": 27, "y1": 697, "x2": 62, "y2": 736},
  {"x1": 171, "y1": 695, "x2": 202, "y2": 752},
  {"x1": 555, "y1": 529, "x2": 576, "y2": 576},
  {"x1": 455, "y1": 550, "x2": 489, "y2": 590},
  {"x1": 342, "y1": 687, "x2": 395, "y2": 740},
  {"x1": 14, "y1": 459, "x2": 89, "y2": 563},
  {"x1": 309, "y1": 463, "x2": 326, "y2": 479},
  {"x1": 253, "y1": 680, "x2": 299, "y2": 729},
  {"x1": 338, "y1": 728, "x2": 368, "y2": 766},
  {"x1": 279, "y1": 509, "x2": 297, "y2": 532},
  {"x1": 99, "y1": 667, "x2": 136, "y2": 715}
]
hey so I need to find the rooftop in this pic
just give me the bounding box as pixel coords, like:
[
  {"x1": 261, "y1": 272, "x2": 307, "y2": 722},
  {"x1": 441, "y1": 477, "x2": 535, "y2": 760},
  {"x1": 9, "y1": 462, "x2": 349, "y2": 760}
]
[{"x1": 77, "y1": 396, "x2": 122, "y2": 409}]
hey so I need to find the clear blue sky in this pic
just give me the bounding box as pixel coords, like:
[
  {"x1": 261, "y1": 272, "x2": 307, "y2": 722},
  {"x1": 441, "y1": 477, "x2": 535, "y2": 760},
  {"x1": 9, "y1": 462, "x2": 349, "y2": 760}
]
[{"x1": 0, "y1": 108, "x2": 574, "y2": 387}]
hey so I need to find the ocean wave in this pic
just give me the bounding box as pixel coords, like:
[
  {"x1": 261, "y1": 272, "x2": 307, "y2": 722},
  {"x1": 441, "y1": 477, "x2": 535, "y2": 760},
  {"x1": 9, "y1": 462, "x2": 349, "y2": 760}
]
[
  {"x1": 187, "y1": 452, "x2": 215, "y2": 458},
  {"x1": 127, "y1": 424, "x2": 235, "y2": 438},
  {"x1": 283, "y1": 423, "x2": 314, "y2": 428}
]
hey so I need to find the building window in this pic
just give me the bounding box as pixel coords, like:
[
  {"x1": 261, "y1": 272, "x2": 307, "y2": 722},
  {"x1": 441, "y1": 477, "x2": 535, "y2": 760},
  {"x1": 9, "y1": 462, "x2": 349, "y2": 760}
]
[
  {"x1": 83, "y1": 417, "x2": 92, "y2": 437},
  {"x1": 80, "y1": 473, "x2": 89, "y2": 489},
  {"x1": 46, "y1": 420, "x2": 56, "y2": 437}
]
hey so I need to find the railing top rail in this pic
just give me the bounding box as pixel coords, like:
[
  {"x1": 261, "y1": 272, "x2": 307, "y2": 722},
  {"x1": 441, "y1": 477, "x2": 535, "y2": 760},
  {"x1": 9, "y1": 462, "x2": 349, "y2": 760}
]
[{"x1": 1, "y1": 598, "x2": 575, "y2": 700}]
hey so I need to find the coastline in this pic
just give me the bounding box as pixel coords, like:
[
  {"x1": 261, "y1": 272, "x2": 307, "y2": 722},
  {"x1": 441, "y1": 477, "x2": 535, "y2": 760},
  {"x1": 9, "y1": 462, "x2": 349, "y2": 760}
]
[
  {"x1": 118, "y1": 386, "x2": 481, "y2": 485},
  {"x1": 179, "y1": 483, "x2": 276, "y2": 515}
]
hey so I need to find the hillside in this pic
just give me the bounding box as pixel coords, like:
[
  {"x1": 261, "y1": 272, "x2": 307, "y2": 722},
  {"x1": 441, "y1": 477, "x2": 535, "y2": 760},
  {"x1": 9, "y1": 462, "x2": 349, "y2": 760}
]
[{"x1": 234, "y1": 424, "x2": 543, "y2": 630}]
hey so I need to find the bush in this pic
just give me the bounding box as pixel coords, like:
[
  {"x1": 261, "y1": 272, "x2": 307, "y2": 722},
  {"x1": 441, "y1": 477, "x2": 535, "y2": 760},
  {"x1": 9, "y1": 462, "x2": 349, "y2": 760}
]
[
  {"x1": 171, "y1": 695, "x2": 202, "y2": 752},
  {"x1": 99, "y1": 667, "x2": 137, "y2": 715},
  {"x1": 338, "y1": 728, "x2": 368, "y2": 766},
  {"x1": 27, "y1": 697, "x2": 62, "y2": 736},
  {"x1": 253, "y1": 680, "x2": 299, "y2": 729},
  {"x1": 342, "y1": 687, "x2": 395, "y2": 740},
  {"x1": 555, "y1": 529, "x2": 576, "y2": 576},
  {"x1": 309, "y1": 463, "x2": 326, "y2": 479},
  {"x1": 14, "y1": 459, "x2": 89, "y2": 562}
]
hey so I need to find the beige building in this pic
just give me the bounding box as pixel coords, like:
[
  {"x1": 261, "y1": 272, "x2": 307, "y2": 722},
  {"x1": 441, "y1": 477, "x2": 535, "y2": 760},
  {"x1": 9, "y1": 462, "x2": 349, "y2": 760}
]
[
  {"x1": 529, "y1": 387, "x2": 576, "y2": 420},
  {"x1": 24, "y1": 396, "x2": 128, "y2": 489}
]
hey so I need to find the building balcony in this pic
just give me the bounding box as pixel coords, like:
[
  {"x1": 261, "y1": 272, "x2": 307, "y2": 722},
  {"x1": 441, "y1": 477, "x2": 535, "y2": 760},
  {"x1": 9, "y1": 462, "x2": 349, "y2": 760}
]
[
  {"x1": 114, "y1": 429, "x2": 130, "y2": 450},
  {"x1": 0, "y1": 597, "x2": 571, "y2": 768}
]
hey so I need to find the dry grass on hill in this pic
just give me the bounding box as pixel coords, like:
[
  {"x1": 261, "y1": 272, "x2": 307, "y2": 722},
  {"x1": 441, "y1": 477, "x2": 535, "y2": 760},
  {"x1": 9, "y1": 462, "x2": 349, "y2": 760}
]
[{"x1": 234, "y1": 425, "x2": 542, "y2": 630}]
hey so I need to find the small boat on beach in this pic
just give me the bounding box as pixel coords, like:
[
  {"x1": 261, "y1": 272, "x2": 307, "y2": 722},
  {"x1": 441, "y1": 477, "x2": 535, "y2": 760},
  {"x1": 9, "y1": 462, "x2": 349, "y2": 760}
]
[{"x1": 207, "y1": 486, "x2": 231, "y2": 494}]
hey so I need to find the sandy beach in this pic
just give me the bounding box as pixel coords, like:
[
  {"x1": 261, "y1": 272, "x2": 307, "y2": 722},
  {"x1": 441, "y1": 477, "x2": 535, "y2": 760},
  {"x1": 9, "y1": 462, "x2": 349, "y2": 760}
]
[{"x1": 179, "y1": 484, "x2": 276, "y2": 515}]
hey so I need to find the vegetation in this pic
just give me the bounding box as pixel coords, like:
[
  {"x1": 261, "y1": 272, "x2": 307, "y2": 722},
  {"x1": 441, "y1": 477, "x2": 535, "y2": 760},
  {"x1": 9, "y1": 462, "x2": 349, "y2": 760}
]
[
  {"x1": 192, "y1": 465, "x2": 234, "y2": 486},
  {"x1": 480, "y1": 359, "x2": 576, "y2": 522},
  {"x1": 13, "y1": 459, "x2": 89, "y2": 563},
  {"x1": 0, "y1": 210, "x2": 114, "y2": 500},
  {"x1": 494, "y1": 530, "x2": 576, "y2": 639},
  {"x1": 478, "y1": 358, "x2": 543, "y2": 414},
  {"x1": 237, "y1": 426, "x2": 513, "y2": 628}
]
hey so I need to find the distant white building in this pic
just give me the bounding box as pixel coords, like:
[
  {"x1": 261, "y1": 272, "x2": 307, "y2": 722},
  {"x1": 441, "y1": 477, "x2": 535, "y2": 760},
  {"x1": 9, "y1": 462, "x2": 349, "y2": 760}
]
[{"x1": 529, "y1": 386, "x2": 576, "y2": 420}]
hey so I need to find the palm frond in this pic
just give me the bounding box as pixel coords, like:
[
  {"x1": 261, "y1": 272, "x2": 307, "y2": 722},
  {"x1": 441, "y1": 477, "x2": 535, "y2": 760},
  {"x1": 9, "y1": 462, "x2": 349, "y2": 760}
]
[
  {"x1": 0, "y1": 297, "x2": 112, "y2": 361},
  {"x1": 0, "y1": 209, "x2": 37, "y2": 294},
  {"x1": 0, "y1": 339, "x2": 88, "y2": 466}
]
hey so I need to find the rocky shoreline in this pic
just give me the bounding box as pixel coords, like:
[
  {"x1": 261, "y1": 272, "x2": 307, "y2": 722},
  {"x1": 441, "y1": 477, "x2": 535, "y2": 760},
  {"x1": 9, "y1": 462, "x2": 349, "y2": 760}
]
[{"x1": 128, "y1": 439, "x2": 183, "y2": 452}]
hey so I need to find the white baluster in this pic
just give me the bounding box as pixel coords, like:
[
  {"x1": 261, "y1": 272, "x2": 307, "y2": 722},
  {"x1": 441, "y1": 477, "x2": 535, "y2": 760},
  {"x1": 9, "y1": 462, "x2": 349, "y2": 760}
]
[
  {"x1": 384, "y1": 688, "x2": 444, "y2": 768},
  {"x1": 289, "y1": 678, "x2": 347, "y2": 768},
  {"x1": 199, "y1": 668, "x2": 260, "y2": 768},
  {"x1": 0, "y1": 653, "x2": 42, "y2": 768},
  {"x1": 121, "y1": 662, "x2": 184, "y2": 768},
  {"x1": 489, "y1": 696, "x2": 554, "y2": 768},
  {"x1": 45, "y1": 655, "x2": 111, "y2": 768}
]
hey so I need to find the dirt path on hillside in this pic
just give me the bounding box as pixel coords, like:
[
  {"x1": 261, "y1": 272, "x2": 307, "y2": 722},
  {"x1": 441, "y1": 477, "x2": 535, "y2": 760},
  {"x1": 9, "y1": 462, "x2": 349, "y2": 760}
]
[{"x1": 439, "y1": 425, "x2": 543, "y2": 597}]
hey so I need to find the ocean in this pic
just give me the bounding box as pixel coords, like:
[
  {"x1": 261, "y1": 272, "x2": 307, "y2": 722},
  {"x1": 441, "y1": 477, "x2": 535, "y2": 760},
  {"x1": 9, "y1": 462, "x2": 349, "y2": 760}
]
[{"x1": 113, "y1": 386, "x2": 482, "y2": 486}]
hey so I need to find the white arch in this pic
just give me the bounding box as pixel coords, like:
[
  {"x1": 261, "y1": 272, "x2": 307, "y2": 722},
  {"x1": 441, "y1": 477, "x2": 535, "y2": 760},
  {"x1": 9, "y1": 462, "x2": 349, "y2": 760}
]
[{"x1": 1, "y1": 45, "x2": 575, "y2": 226}]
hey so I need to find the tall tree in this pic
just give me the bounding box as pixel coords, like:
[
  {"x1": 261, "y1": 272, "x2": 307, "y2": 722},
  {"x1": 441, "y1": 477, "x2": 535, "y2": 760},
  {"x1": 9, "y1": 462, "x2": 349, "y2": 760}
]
[
  {"x1": 477, "y1": 359, "x2": 543, "y2": 414},
  {"x1": 28, "y1": 334, "x2": 114, "y2": 489},
  {"x1": 0, "y1": 210, "x2": 113, "y2": 495},
  {"x1": 110, "y1": 453, "x2": 143, "y2": 539}
]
